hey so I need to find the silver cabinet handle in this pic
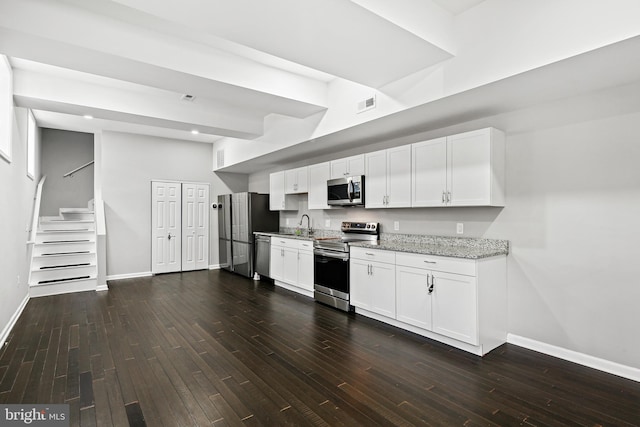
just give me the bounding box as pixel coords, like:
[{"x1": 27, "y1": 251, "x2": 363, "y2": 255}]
[
  {"x1": 428, "y1": 274, "x2": 434, "y2": 294},
  {"x1": 423, "y1": 260, "x2": 436, "y2": 264},
  {"x1": 365, "y1": 252, "x2": 375, "y2": 256},
  {"x1": 442, "y1": 191, "x2": 446, "y2": 203},
  {"x1": 447, "y1": 191, "x2": 451, "y2": 203}
]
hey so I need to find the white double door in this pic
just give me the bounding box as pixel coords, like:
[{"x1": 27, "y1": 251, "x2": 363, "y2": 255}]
[{"x1": 152, "y1": 181, "x2": 210, "y2": 274}]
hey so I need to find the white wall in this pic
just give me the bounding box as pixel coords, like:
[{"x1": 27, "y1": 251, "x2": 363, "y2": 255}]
[
  {"x1": 100, "y1": 131, "x2": 247, "y2": 277},
  {"x1": 249, "y1": 110, "x2": 640, "y2": 371},
  {"x1": 0, "y1": 106, "x2": 40, "y2": 344},
  {"x1": 40, "y1": 128, "x2": 94, "y2": 216}
]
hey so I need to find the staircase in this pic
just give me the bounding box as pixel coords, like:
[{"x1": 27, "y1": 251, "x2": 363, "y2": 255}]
[{"x1": 29, "y1": 207, "x2": 98, "y2": 297}]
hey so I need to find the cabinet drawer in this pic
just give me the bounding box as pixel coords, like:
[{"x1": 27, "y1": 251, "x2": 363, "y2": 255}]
[
  {"x1": 272, "y1": 237, "x2": 298, "y2": 248},
  {"x1": 395, "y1": 252, "x2": 476, "y2": 276},
  {"x1": 350, "y1": 247, "x2": 395, "y2": 264},
  {"x1": 297, "y1": 240, "x2": 314, "y2": 252}
]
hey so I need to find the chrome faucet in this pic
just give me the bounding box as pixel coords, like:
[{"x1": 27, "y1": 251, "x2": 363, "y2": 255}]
[{"x1": 299, "y1": 214, "x2": 312, "y2": 236}]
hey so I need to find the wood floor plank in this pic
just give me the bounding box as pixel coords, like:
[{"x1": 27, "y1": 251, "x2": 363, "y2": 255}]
[{"x1": 1, "y1": 269, "x2": 638, "y2": 426}]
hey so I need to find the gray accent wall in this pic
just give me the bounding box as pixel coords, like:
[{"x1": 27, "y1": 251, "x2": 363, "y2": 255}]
[
  {"x1": 100, "y1": 131, "x2": 248, "y2": 277},
  {"x1": 249, "y1": 111, "x2": 640, "y2": 371},
  {"x1": 0, "y1": 107, "x2": 41, "y2": 343},
  {"x1": 40, "y1": 128, "x2": 94, "y2": 216}
]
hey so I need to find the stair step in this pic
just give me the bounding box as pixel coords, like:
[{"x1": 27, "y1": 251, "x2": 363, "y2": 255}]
[
  {"x1": 40, "y1": 219, "x2": 95, "y2": 231},
  {"x1": 30, "y1": 264, "x2": 96, "y2": 284},
  {"x1": 36, "y1": 230, "x2": 95, "y2": 244},
  {"x1": 37, "y1": 275, "x2": 92, "y2": 284},
  {"x1": 33, "y1": 241, "x2": 96, "y2": 256},
  {"x1": 32, "y1": 252, "x2": 95, "y2": 269},
  {"x1": 30, "y1": 277, "x2": 97, "y2": 297},
  {"x1": 60, "y1": 208, "x2": 95, "y2": 221}
]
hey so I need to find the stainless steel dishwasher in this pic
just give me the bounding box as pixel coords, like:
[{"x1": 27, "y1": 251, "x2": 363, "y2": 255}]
[{"x1": 254, "y1": 234, "x2": 271, "y2": 279}]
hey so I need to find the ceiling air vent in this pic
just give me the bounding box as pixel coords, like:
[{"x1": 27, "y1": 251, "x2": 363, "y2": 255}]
[
  {"x1": 181, "y1": 94, "x2": 196, "y2": 102},
  {"x1": 357, "y1": 94, "x2": 376, "y2": 113},
  {"x1": 216, "y1": 149, "x2": 225, "y2": 169}
]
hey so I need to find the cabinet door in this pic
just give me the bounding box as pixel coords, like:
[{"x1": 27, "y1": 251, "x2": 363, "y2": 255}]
[
  {"x1": 447, "y1": 129, "x2": 491, "y2": 206},
  {"x1": 365, "y1": 149, "x2": 387, "y2": 208},
  {"x1": 396, "y1": 265, "x2": 432, "y2": 330},
  {"x1": 297, "y1": 250, "x2": 314, "y2": 292},
  {"x1": 284, "y1": 169, "x2": 298, "y2": 194},
  {"x1": 431, "y1": 271, "x2": 478, "y2": 345},
  {"x1": 330, "y1": 158, "x2": 348, "y2": 179},
  {"x1": 370, "y1": 261, "x2": 396, "y2": 318},
  {"x1": 269, "y1": 171, "x2": 285, "y2": 210},
  {"x1": 346, "y1": 154, "x2": 365, "y2": 176},
  {"x1": 308, "y1": 162, "x2": 331, "y2": 209},
  {"x1": 269, "y1": 245, "x2": 284, "y2": 281},
  {"x1": 412, "y1": 137, "x2": 447, "y2": 207},
  {"x1": 282, "y1": 247, "x2": 299, "y2": 285},
  {"x1": 331, "y1": 155, "x2": 365, "y2": 179},
  {"x1": 386, "y1": 145, "x2": 411, "y2": 208},
  {"x1": 350, "y1": 258, "x2": 372, "y2": 310}
]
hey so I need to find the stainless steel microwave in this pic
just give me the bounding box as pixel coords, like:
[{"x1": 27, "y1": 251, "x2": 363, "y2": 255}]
[{"x1": 327, "y1": 176, "x2": 365, "y2": 206}]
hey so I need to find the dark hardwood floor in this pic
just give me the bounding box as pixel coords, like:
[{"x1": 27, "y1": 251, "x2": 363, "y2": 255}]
[{"x1": 1, "y1": 269, "x2": 639, "y2": 426}]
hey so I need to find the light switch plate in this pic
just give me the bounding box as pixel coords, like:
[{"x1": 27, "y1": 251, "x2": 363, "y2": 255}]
[
  {"x1": 286, "y1": 218, "x2": 290, "y2": 226},
  {"x1": 456, "y1": 223, "x2": 464, "y2": 234},
  {"x1": 394, "y1": 221, "x2": 400, "y2": 231}
]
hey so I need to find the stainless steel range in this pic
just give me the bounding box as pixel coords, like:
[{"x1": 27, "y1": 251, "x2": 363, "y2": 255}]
[{"x1": 313, "y1": 221, "x2": 379, "y2": 311}]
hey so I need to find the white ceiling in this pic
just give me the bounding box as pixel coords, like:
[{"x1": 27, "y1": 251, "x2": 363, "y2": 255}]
[{"x1": 0, "y1": 0, "x2": 477, "y2": 143}]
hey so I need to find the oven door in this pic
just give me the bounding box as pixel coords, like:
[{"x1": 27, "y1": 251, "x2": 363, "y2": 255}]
[{"x1": 314, "y1": 249, "x2": 350, "y2": 301}]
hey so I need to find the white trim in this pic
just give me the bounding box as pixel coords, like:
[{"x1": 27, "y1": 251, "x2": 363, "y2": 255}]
[
  {"x1": 507, "y1": 334, "x2": 640, "y2": 383},
  {"x1": 209, "y1": 264, "x2": 222, "y2": 270},
  {"x1": 96, "y1": 284, "x2": 108, "y2": 292},
  {"x1": 0, "y1": 294, "x2": 29, "y2": 347},
  {"x1": 106, "y1": 271, "x2": 152, "y2": 281}
]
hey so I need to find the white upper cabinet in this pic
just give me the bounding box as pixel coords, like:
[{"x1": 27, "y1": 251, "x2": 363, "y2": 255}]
[
  {"x1": 412, "y1": 128, "x2": 505, "y2": 207},
  {"x1": 269, "y1": 171, "x2": 297, "y2": 211},
  {"x1": 330, "y1": 154, "x2": 365, "y2": 179},
  {"x1": 307, "y1": 162, "x2": 331, "y2": 210},
  {"x1": 284, "y1": 166, "x2": 308, "y2": 194},
  {"x1": 365, "y1": 145, "x2": 411, "y2": 208}
]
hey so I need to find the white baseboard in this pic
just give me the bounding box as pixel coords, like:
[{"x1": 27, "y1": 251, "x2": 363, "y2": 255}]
[
  {"x1": 96, "y1": 284, "x2": 108, "y2": 292},
  {"x1": 0, "y1": 293, "x2": 30, "y2": 347},
  {"x1": 209, "y1": 264, "x2": 222, "y2": 270},
  {"x1": 106, "y1": 271, "x2": 152, "y2": 281},
  {"x1": 507, "y1": 334, "x2": 640, "y2": 383}
]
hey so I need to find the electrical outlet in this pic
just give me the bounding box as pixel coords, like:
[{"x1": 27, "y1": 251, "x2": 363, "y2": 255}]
[
  {"x1": 325, "y1": 219, "x2": 331, "y2": 228},
  {"x1": 16, "y1": 275, "x2": 20, "y2": 287},
  {"x1": 456, "y1": 223, "x2": 464, "y2": 234},
  {"x1": 394, "y1": 221, "x2": 400, "y2": 231},
  {"x1": 286, "y1": 218, "x2": 290, "y2": 226}
]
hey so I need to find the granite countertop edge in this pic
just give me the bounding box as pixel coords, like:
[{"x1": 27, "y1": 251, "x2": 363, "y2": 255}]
[
  {"x1": 254, "y1": 231, "x2": 509, "y2": 259},
  {"x1": 349, "y1": 241, "x2": 508, "y2": 259}
]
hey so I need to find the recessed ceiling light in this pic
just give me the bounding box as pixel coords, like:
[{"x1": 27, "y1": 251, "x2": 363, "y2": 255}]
[
  {"x1": 191, "y1": 130, "x2": 199, "y2": 135},
  {"x1": 83, "y1": 114, "x2": 93, "y2": 119}
]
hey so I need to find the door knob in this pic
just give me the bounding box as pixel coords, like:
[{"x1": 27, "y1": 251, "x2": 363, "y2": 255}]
[{"x1": 168, "y1": 233, "x2": 172, "y2": 240}]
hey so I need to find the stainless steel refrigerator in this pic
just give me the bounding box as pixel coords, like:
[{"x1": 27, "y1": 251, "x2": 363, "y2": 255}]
[{"x1": 218, "y1": 192, "x2": 279, "y2": 278}]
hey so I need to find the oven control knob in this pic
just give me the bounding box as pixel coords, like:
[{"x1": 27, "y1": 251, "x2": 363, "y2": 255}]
[
  {"x1": 371, "y1": 224, "x2": 376, "y2": 229},
  {"x1": 366, "y1": 224, "x2": 370, "y2": 229}
]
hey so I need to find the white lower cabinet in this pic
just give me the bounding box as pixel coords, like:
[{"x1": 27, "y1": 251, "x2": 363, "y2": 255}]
[
  {"x1": 352, "y1": 249, "x2": 506, "y2": 356},
  {"x1": 396, "y1": 265, "x2": 432, "y2": 330},
  {"x1": 270, "y1": 238, "x2": 314, "y2": 297},
  {"x1": 350, "y1": 248, "x2": 396, "y2": 318}
]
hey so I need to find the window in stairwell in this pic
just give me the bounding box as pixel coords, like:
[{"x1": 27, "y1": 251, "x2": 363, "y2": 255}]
[
  {"x1": 27, "y1": 108, "x2": 36, "y2": 179},
  {"x1": 0, "y1": 54, "x2": 12, "y2": 163}
]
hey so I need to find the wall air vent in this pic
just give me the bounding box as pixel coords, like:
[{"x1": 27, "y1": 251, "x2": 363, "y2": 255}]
[
  {"x1": 181, "y1": 94, "x2": 196, "y2": 102},
  {"x1": 216, "y1": 149, "x2": 225, "y2": 169},
  {"x1": 357, "y1": 94, "x2": 376, "y2": 113}
]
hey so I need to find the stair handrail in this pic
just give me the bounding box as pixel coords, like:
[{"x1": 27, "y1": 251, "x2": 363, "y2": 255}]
[
  {"x1": 27, "y1": 175, "x2": 46, "y2": 245},
  {"x1": 63, "y1": 160, "x2": 94, "y2": 178}
]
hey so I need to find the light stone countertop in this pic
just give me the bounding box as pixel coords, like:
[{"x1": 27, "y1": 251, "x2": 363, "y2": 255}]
[
  {"x1": 254, "y1": 231, "x2": 509, "y2": 259},
  {"x1": 352, "y1": 234, "x2": 509, "y2": 259}
]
